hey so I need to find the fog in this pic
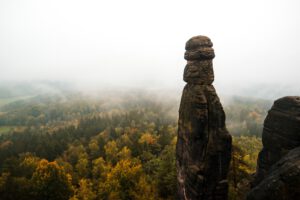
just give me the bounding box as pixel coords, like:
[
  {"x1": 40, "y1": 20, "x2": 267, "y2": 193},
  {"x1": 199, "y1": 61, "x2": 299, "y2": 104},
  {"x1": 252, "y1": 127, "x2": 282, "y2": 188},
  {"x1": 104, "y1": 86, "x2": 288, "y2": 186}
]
[{"x1": 1, "y1": 0, "x2": 300, "y2": 98}]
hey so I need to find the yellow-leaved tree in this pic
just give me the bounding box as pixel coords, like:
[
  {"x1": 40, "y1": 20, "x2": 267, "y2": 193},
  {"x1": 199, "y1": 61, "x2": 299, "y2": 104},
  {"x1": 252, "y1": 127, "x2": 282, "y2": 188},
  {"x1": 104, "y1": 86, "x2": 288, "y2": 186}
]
[
  {"x1": 31, "y1": 159, "x2": 73, "y2": 200},
  {"x1": 98, "y1": 159, "x2": 157, "y2": 200}
]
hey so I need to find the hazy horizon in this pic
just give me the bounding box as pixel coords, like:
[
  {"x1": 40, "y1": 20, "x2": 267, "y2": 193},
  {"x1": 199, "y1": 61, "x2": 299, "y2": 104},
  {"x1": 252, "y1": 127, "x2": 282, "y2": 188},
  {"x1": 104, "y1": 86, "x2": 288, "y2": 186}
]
[{"x1": 1, "y1": 0, "x2": 300, "y2": 97}]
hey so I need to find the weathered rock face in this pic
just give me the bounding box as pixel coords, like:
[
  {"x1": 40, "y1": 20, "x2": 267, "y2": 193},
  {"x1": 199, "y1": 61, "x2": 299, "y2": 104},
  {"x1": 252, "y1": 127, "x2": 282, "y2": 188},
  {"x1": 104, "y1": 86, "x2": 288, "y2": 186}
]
[
  {"x1": 248, "y1": 96, "x2": 300, "y2": 200},
  {"x1": 248, "y1": 147, "x2": 300, "y2": 200},
  {"x1": 176, "y1": 36, "x2": 232, "y2": 200},
  {"x1": 251, "y1": 96, "x2": 300, "y2": 185}
]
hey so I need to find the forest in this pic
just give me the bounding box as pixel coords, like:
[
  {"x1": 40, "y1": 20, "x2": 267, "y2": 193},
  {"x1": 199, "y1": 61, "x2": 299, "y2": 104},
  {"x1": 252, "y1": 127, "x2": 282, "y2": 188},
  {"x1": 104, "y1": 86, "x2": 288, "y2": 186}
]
[{"x1": 0, "y1": 88, "x2": 269, "y2": 200}]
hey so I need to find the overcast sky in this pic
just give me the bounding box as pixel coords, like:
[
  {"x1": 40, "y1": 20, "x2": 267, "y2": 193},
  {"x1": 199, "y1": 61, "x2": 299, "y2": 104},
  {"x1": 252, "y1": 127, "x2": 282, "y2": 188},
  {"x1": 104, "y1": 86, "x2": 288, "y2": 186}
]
[{"x1": 1, "y1": 0, "x2": 300, "y2": 93}]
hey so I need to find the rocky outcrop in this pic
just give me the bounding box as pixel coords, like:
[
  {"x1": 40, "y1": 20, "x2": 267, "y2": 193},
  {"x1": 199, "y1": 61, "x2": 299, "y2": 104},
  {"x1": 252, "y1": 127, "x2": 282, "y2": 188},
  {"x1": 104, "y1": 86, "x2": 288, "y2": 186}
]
[
  {"x1": 248, "y1": 96, "x2": 300, "y2": 200},
  {"x1": 176, "y1": 36, "x2": 232, "y2": 200},
  {"x1": 248, "y1": 146, "x2": 300, "y2": 200}
]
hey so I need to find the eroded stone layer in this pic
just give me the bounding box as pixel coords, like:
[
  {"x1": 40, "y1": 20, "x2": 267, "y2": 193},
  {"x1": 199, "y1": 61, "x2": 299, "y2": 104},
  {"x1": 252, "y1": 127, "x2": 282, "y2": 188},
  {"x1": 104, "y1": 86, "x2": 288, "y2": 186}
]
[
  {"x1": 183, "y1": 60, "x2": 214, "y2": 85},
  {"x1": 248, "y1": 147, "x2": 300, "y2": 200},
  {"x1": 176, "y1": 36, "x2": 232, "y2": 200},
  {"x1": 252, "y1": 96, "x2": 300, "y2": 186}
]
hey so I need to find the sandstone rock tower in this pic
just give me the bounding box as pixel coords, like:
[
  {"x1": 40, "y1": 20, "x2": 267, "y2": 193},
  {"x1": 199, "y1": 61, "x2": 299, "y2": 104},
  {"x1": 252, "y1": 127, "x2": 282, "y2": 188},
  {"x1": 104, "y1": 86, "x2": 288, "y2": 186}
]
[
  {"x1": 248, "y1": 96, "x2": 300, "y2": 200},
  {"x1": 176, "y1": 36, "x2": 232, "y2": 200}
]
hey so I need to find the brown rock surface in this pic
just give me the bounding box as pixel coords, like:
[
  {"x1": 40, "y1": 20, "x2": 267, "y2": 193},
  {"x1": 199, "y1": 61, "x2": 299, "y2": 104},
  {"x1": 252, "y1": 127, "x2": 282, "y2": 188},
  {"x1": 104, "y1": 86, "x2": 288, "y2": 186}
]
[
  {"x1": 248, "y1": 96, "x2": 300, "y2": 199},
  {"x1": 247, "y1": 146, "x2": 300, "y2": 200},
  {"x1": 252, "y1": 96, "x2": 300, "y2": 185},
  {"x1": 176, "y1": 36, "x2": 232, "y2": 200}
]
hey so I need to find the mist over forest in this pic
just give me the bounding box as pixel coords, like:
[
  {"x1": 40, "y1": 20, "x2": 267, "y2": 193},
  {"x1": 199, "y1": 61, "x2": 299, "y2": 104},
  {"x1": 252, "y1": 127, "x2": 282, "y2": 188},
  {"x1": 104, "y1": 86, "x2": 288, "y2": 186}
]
[
  {"x1": 1, "y1": 79, "x2": 299, "y2": 100},
  {"x1": 0, "y1": 79, "x2": 269, "y2": 199}
]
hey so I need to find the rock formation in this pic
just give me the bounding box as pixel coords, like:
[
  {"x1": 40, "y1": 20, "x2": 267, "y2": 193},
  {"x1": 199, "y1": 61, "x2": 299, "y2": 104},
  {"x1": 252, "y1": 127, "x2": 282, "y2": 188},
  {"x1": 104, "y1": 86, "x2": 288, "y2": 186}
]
[
  {"x1": 248, "y1": 96, "x2": 300, "y2": 200},
  {"x1": 176, "y1": 36, "x2": 232, "y2": 200}
]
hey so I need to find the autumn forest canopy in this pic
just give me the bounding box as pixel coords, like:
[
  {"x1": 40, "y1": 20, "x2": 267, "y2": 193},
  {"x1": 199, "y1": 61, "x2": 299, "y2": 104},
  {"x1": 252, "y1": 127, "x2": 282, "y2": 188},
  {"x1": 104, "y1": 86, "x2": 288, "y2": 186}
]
[{"x1": 0, "y1": 82, "x2": 268, "y2": 200}]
